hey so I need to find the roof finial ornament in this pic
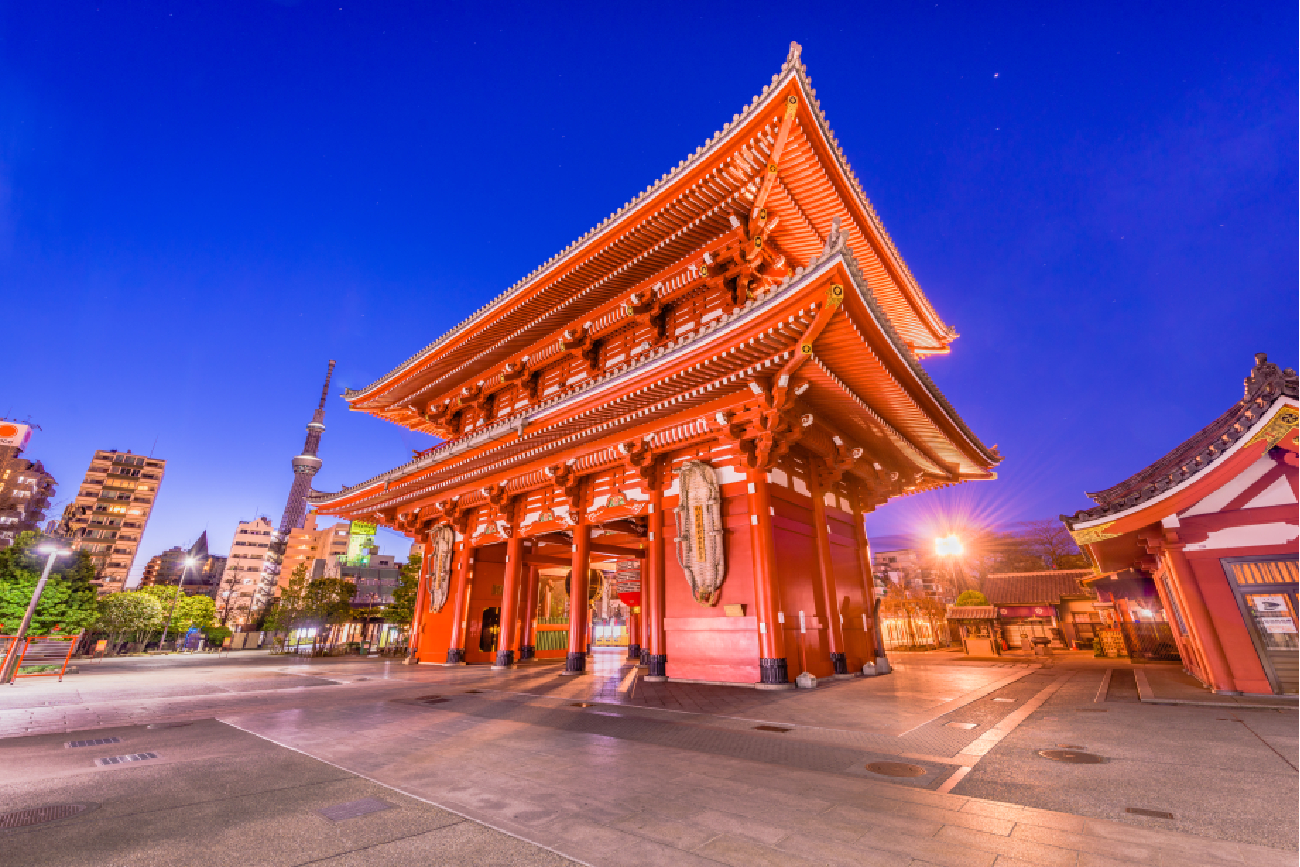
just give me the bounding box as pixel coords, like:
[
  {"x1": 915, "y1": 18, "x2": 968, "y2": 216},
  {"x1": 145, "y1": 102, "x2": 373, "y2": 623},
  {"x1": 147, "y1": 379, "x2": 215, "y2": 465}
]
[
  {"x1": 786, "y1": 41, "x2": 803, "y2": 68},
  {"x1": 822, "y1": 215, "x2": 846, "y2": 256}
]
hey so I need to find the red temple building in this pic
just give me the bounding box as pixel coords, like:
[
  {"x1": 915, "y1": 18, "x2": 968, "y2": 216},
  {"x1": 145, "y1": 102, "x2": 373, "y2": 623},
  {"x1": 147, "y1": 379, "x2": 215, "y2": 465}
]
[
  {"x1": 308, "y1": 44, "x2": 999, "y2": 686},
  {"x1": 1063, "y1": 355, "x2": 1298, "y2": 695}
]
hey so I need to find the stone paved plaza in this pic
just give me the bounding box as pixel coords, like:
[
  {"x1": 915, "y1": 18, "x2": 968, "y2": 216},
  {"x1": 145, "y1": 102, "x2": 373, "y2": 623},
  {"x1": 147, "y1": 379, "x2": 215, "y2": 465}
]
[{"x1": 1, "y1": 648, "x2": 1294, "y2": 866}]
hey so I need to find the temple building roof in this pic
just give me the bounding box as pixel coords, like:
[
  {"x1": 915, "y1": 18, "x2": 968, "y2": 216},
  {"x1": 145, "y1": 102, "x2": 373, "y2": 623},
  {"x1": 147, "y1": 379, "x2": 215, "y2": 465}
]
[
  {"x1": 983, "y1": 571, "x2": 1096, "y2": 606},
  {"x1": 343, "y1": 43, "x2": 960, "y2": 424},
  {"x1": 1062, "y1": 354, "x2": 1298, "y2": 531}
]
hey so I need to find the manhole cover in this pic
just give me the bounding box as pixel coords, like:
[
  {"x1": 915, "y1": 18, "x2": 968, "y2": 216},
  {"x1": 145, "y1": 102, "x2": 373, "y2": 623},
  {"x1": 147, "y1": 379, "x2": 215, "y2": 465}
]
[
  {"x1": 945, "y1": 722, "x2": 977, "y2": 730},
  {"x1": 96, "y1": 753, "x2": 160, "y2": 767},
  {"x1": 0, "y1": 804, "x2": 94, "y2": 830},
  {"x1": 865, "y1": 762, "x2": 927, "y2": 777},
  {"x1": 1037, "y1": 749, "x2": 1107, "y2": 764},
  {"x1": 1126, "y1": 807, "x2": 1174, "y2": 819},
  {"x1": 570, "y1": 702, "x2": 595, "y2": 708},
  {"x1": 464, "y1": 689, "x2": 483, "y2": 694},
  {"x1": 66, "y1": 738, "x2": 121, "y2": 748},
  {"x1": 417, "y1": 696, "x2": 449, "y2": 704},
  {"x1": 753, "y1": 725, "x2": 791, "y2": 732}
]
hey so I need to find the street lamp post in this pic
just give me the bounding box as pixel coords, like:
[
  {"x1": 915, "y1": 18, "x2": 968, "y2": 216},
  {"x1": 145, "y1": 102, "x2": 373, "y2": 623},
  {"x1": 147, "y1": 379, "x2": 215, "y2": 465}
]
[
  {"x1": 1, "y1": 543, "x2": 69, "y2": 685},
  {"x1": 159, "y1": 557, "x2": 197, "y2": 651}
]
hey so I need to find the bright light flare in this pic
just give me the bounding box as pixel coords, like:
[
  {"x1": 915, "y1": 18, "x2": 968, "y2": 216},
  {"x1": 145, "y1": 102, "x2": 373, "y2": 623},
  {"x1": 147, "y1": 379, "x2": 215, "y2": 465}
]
[{"x1": 935, "y1": 535, "x2": 964, "y2": 557}]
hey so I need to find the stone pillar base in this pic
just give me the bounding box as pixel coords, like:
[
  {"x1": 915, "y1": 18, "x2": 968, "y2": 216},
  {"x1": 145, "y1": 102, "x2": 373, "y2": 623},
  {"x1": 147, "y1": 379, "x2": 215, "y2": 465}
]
[
  {"x1": 646, "y1": 653, "x2": 667, "y2": 678},
  {"x1": 562, "y1": 651, "x2": 587, "y2": 675},
  {"x1": 445, "y1": 648, "x2": 465, "y2": 665},
  {"x1": 519, "y1": 645, "x2": 535, "y2": 660},
  {"x1": 830, "y1": 652, "x2": 848, "y2": 675},
  {"x1": 492, "y1": 649, "x2": 514, "y2": 670},
  {"x1": 639, "y1": 648, "x2": 650, "y2": 667},
  {"x1": 759, "y1": 657, "x2": 789, "y2": 685},
  {"x1": 626, "y1": 643, "x2": 641, "y2": 660}
]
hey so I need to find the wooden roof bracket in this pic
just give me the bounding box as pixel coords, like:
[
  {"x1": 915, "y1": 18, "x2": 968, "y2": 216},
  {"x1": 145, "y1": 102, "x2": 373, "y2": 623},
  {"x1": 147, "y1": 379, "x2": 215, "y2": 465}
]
[
  {"x1": 770, "y1": 282, "x2": 845, "y2": 408},
  {"x1": 750, "y1": 93, "x2": 800, "y2": 223}
]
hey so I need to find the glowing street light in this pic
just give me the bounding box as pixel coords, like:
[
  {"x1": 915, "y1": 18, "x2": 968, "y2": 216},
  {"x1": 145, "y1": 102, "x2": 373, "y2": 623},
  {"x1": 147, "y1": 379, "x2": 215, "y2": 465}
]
[
  {"x1": 935, "y1": 535, "x2": 964, "y2": 557},
  {"x1": 159, "y1": 556, "x2": 198, "y2": 650},
  {"x1": 1, "y1": 542, "x2": 70, "y2": 685}
]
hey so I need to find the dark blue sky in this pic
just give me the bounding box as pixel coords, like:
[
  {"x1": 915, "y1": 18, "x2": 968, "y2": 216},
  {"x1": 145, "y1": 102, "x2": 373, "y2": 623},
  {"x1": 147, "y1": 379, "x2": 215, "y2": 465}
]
[{"x1": 2, "y1": 2, "x2": 1294, "y2": 578}]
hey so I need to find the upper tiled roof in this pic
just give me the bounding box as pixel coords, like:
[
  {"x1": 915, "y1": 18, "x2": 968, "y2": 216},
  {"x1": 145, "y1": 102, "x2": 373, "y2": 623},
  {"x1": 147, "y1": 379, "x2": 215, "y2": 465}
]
[
  {"x1": 343, "y1": 42, "x2": 957, "y2": 412},
  {"x1": 983, "y1": 571, "x2": 1095, "y2": 606},
  {"x1": 1062, "y1": 354, "x2": 1297, "y2": 529}
]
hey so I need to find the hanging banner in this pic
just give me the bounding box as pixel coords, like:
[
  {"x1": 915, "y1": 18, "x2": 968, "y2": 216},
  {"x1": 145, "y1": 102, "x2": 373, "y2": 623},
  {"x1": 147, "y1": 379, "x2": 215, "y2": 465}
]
[{"x1": 615, "y1": 557, "x2": 641, "y2": 607}]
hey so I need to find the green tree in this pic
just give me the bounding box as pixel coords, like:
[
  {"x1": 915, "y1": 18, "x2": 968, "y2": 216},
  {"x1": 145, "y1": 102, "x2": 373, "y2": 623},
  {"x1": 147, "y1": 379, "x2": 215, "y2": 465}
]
[
  {"x1": 302, "y1": 577, "x2": 357, "y2": 650},
  {"x1": 385, "y1": 553, "x2": 420, "y2": 625},
  {"x1": 0, "y1": 532, "x2": 100, "y2": 637},
  {"x1": 97, "y1": 591, "x2": 165, "y2": 652},
  {"x1": 955, "y1": 590, "x2": 990, "y2": 606},
  {"x1": 138, "y1": 586, "x2": 217, "y2": 639},
  {"x1": 264, "y1": 563, "x2": 309, "y2": 641}
]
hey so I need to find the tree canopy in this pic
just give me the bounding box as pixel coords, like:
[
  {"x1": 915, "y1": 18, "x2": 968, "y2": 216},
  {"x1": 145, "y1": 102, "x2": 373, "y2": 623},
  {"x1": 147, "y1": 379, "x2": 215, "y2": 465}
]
[
  {"x1": 385, "y1": 553, "x2": 420, "y2": 625},
  {"x1": 97, "y1": 591, "x2": 164, "y2": 642},
  {"x1": 0, "y1": 532, "x2": 99, "y2": 636},
  {"x1": 955, "y1": 590, "x2": 990, "y2": 607},
  {"x1": 137, "y1": 586, "x2": 217, "y2": 634}
]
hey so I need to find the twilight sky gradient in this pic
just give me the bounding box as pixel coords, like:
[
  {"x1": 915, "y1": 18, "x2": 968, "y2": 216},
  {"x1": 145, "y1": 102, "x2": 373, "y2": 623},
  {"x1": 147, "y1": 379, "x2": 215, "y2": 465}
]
[{"x1": 2, "y1": 2, "x2": 1295, "y2": 579}]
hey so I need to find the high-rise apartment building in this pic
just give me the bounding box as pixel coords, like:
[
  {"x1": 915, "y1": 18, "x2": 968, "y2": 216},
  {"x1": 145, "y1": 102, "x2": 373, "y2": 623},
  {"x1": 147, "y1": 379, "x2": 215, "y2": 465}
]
[
  {"x1": 217, "y1": 516, "x2": 281, "y2": 626},
  {"x1": 0, "y1": 423, "x2": 57, "y2": 549},
  {"x1": 60, "y1": 449, "x2": 166, "y2": 593},
  {"x1": 280, "y1": 513, "x2": 351, "y2": 592}
]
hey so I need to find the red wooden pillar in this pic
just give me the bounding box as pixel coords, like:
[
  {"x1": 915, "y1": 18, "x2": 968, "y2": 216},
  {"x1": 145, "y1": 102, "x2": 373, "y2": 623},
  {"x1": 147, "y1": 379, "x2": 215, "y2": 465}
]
[
  {"x1": 811, "y1": 461, "x2": 848, "y2": 675},
  {"x1": 1162, "y1": 543, "x2": 1237, "y2": 692},
  {"x1": 748, "y1": 468, "x2": 788, "y2": 684},
  {"x1": 444, "y1": 540, "x2": 472, "y2": 664},
  {"x1": 519, "y1": 564, "x2": 540, "y2": 660},
  {"x1": 408, "y1": 531, "x2": 431, "y2": 661},
  {"x1": 564, "y1": 509, "x2": 591, "y2": 675},
  {"x1": 852, "y1": 496, "x2": 879, "y2": 663},
  {"x1": 644, "y1": 461, "x2": 667, "y2": 679},
  {"x1": 626, "y1": 608, "x2": 641, "y2": 660},
  {"x1": 495, "y1": 534, "x2": 525, "y2": 669}
]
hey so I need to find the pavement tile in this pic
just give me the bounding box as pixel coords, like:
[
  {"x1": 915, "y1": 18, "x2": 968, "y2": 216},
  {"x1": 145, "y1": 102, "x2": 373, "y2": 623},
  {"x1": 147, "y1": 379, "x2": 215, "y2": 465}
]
[
  {"x1": 685, "y1": 808, "x2": 792, "y2": 846},
  {"x1": 1073, "y1": 818, "x2": 1264, "y2": 862},
  {"x1": 937, "y1": 825, "x2": 1078, "y2": 867},
  {"x1": 607, "y1": 812, "x2": 719, "y2": 850},
  {"x1": 836, "y1": 795, "x2": 1016, "y2": 836},
  {"x1": 302, "y1": 821, "x2": 578, "y2": 866},
  {"x1": 825, "y1": 803, "x2": 946, "y2": 839},
  {"x1": 515, "y1": 814, "x2": 722, "y2": 867},
  {"x1": 695, "y1": 832, "x2": 823, "y2": 867},
  {"x1": 775, "y1": 833, "x2": 912, "y2": 867}
]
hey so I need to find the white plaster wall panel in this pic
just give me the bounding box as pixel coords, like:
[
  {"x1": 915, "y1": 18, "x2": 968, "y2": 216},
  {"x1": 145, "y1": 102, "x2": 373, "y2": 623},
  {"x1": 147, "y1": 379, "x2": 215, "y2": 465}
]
[
  {"x1": 1186, "y1": 521, "x2": 1300, "y2": 551},
  {"x1": 1243, "y1": 475, "x2": 1297, "y2": 509},
  {"x1": 1182, "y1": 455, "x2": 1277, "y2": 517}
]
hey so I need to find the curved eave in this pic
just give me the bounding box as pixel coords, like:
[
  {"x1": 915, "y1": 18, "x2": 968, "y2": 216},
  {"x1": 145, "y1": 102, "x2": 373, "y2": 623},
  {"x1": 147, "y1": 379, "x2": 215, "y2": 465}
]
[
  {"x1": 1066, "y1": 398, "x2": 1297, "y2": 539},
  {"x1": 344, "y1": 43, "x2": 955, "y2": 413},
  {"x1": 312, "y1": 241, "x2": 989, "y2": 516}
]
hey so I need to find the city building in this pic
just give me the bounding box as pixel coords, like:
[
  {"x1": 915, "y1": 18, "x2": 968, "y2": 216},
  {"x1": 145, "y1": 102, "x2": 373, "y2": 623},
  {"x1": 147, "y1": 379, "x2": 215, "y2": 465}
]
[
  {"x1": 141, "y1": 531, "x2": 226, "y2": 598},
  {"x1": 217, "y1": 516, "x2": 281, "y2": 626},
  {"x1": 308, "y1": 45, "x2": 1000, "y2": 684},
  {"x1": 982, "y1": 570, "x2": 1098, "y2": 649},
  {"x1": 1064, "y1": 354, "x2": 1297, "y2": 695},
  {"x1": 0, "y1": 422, "x2": 57, "y2": 549},
  {"x1": 280, "y1": 513, "x2": 352, "y2": 592},
  {"x1": 60, "y1": 449, "x2": 166, "y2": 593}
]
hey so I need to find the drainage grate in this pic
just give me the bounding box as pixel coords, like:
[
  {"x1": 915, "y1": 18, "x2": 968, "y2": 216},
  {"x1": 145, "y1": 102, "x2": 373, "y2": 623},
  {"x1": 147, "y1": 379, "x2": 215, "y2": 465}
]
[
  {"x1": 570, "y1": 702, "x2": 596, "y2": 708},
  {"x1": 146, "y1": 722, "x2": 192, "y2": 729},
  {"x1": 464, "y1": 689, "x2": 483, "y2": 694},
  {"x1": 1075, "y1": 709, "x2": 1108, "y2": 713},
  {"x1": 1126, "y1": 807, "x2": 1174, "y2": 820},
  {"x1": 1037, "y1": 749, "x2": 1106, "y2": 764},
  {"x1": 66, "y1": 738, "x2": 121, "y2": 748},
  {"x1": 1057, "y1": 744, "x2": 1086, "y2": 749},
  {"x1": 317, "y1": 798, "x2": 393, "y2": 822},
  {"x1": 992, "y1": 698, "x2": 1015, "y2": 703},
  {"x1": 96, "y1": 753, "x2": 159, "y2": 767},
  {"x1": 0, "y1": 804, "x2": 94, "y2": 830},
  {"x1": 865, "y1": 762, "x2": 927, "y2": 778},
  {"x1": 753, "y1": 725, "x2": 791, "y2": 733},
  {"x1": 945, "y1": 722, "x2": 978, "y2": 730}
]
